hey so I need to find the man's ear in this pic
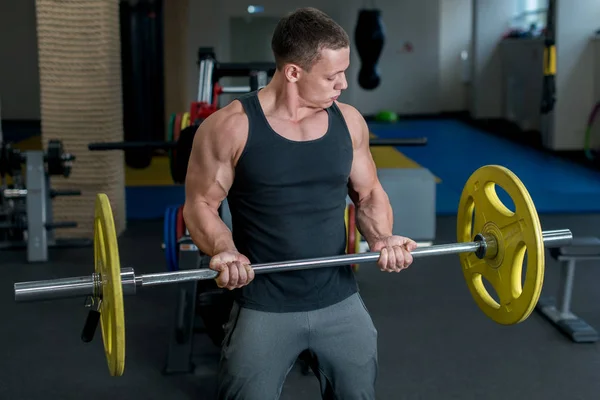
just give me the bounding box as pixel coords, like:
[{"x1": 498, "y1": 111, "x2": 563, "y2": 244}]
[{"x1": 284, "y1": 63, "x2": 302, "y2": 83}]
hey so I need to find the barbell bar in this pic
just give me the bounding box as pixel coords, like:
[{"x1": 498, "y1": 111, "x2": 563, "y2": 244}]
[
  {"x1": 87, "y1": 137, "x2": 428, "y2": 151},
  {"x1": 88, "y1": 135, "x2": 428, "y2": 185},
  {"x1": 11, "y1": 164, "x2": 574, "y2": 377},
  {"x1": 3, "y1": 188, "x2": 82, "y2": 199},
  {"x1": 14, "y1": 229, "x2": 572, "y2": 303}
]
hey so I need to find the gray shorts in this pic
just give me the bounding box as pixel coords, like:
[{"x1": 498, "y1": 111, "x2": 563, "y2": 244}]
[{"x1": 217, "y1": 292, "x2": 378, "y2": 400}]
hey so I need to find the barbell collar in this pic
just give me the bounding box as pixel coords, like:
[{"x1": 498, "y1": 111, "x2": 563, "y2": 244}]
[
  {"x1": 13, "y1": 229, "x2": 572, "y2": 303},
  {"x1": 120, "y1": 268, "x2": 137, "y2": 297}
]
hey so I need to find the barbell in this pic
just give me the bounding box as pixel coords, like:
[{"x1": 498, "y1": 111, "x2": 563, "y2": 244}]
[
  {"x1": 1, "y1": 139, "x2": 75, "y2": 178},
  {"x1": 88, "y1": 130, "x2": 428, "y2": 185},
  {"x1": 12, "y1": 164, "x2": 573, "y2": 377}
]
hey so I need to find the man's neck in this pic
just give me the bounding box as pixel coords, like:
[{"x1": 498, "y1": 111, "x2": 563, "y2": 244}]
[{"x1": 259, "y1": 72, "x2": 322, "y2": 122}]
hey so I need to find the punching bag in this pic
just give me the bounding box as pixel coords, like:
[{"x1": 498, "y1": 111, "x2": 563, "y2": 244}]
[{"x1": 354, "y1": 9, "x2": 385, "y2": 90}]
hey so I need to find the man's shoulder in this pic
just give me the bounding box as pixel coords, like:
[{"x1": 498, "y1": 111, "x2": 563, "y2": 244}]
[
  {"x1": 202, "y1": 100, "x2": 249, "y2": 137},
  {"x1": 334, "y1": 101, "x2": 368, "y2": 143},
  {"x1": 195, "y1": 100, "x2": 249, "y2": 159},
  {"x1": 334, "y1": 101, "x2": 363, "y2": 122}
]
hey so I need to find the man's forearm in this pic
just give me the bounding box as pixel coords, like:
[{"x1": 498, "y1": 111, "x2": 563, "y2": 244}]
[
  {"x1": 355, "y1": 187, "x2": 394, "y2": 245},
  {"x1": 183, "y1": 202, "x2": 237, "y2": 256}
]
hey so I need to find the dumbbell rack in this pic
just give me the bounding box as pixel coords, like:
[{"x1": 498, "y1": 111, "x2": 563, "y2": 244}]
[{"x1": 0, "y1": 141, "x2": 92, "y2": 262}]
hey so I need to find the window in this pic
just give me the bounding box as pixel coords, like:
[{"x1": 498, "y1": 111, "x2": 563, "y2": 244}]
[{"x1": 513, "y1": 0, "x2": 548, "y2": 31}]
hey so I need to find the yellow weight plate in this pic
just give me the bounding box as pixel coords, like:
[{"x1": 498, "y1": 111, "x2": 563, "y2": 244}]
[
  {"x1": 181, "y1": 112, "x2": 190, "y2": 130},
  {"x1": 457, "y1": 165, "x2": 544, "y2": 325},
  {"x1": 94, "y1": 193, "x2": 126, "y2": 376}
]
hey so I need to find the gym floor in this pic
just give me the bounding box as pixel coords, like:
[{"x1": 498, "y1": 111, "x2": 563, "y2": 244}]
[
  {"x1": 2, "y1": 212, "x2": 600, "y2": 399},
  {"x1": 2, "y1": 117, "x2": 600, "y2": 398}
]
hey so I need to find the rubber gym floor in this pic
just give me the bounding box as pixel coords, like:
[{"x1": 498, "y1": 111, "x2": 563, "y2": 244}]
[{"x1": 2, "y1": 118, "x2": 600, "y2": 399}]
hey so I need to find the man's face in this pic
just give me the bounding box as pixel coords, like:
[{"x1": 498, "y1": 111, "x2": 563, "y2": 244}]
[{"x1": 297, "y1": 47, "x2": 350, "y2": 108}]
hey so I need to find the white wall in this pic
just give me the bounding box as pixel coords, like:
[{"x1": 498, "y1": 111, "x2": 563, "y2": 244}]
[
  {"x1": 0, "y1": 0, "x2": 40, "y2": 120},
  {"x1": 549, "y1": 0, "x2": 600, "y2": 150},
  {"x1": 3, "y1": 0, "x2": 599, "y2": 152},
  {"x1": 0, "y1": 0, "x2": 470, "y2": 121},
  {"x1": 470, "y1": 0, "x2": 518, "y2": 119},
  {"x1": 439, "y1": 0, "x2": 472, "y2": 112},
  {"x1": 185, "y1": 0, "x2": 449, "y2": 116}
]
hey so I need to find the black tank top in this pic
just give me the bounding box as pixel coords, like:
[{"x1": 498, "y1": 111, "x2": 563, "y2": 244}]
[{"x1": 227, "y1": 91, "x2": 358, "y2": 312}]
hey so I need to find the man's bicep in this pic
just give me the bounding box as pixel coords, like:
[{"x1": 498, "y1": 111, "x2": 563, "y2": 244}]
[
  {"x1": 347, "y1": 115, "x2": 379, "y2": 202},
  {"x1": 185, "y1": 123, "x2": 235, "y2": 210}
]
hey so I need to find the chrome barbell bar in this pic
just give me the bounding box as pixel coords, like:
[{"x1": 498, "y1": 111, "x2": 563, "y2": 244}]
[{"x1": 14, "y1": 229, "x2": 573, "y2": 303}]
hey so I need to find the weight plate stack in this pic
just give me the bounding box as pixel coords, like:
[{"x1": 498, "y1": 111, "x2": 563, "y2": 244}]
[{"x1": 163, "y1": 205, "x2": 187, "y2": 271}]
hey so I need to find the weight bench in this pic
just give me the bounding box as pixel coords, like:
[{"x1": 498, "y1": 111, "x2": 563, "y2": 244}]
[{"x1": 535, "y1": 236, "x2": 600, "y2": 343}]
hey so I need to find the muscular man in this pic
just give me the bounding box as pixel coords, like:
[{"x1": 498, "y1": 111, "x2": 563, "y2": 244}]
[{"x1": 183, "y1": 7, "x2": 417, "y2": 400}]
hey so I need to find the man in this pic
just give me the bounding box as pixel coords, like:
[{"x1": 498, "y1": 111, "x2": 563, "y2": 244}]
[{"x1": 183, "y1": 7, "x2": 417, "y2": 400}]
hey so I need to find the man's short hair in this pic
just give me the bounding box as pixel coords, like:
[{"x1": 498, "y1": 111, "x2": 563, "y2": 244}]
[{"x1": 271, "y1": 7, "x2": 350, "y2": 71}]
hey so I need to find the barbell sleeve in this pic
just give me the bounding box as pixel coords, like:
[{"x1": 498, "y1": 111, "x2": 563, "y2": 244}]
[
  {"x1": 539, "y1": 229, "x2": 574, "y2": 247},
  {"x1": 15, "y1": 275, "x2": 96, "y2": 302},
  {"x1": 13, "y1": 229, "x2": 572, "y2": 303}
]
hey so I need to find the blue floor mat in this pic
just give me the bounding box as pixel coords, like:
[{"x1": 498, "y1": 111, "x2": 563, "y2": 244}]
[
  {"x1": 125, "y1": 119, "x2": 600, "y2": 219},
  {"x1": 368, "y1": 119, "x2": 600, "y2": 215}
]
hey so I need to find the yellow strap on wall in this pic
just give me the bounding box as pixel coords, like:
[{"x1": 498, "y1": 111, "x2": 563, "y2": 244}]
[{"x1": 543, "y1": 45, "x2": 556, "y2": 76}]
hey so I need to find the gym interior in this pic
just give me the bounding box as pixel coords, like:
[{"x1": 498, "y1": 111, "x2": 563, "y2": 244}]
[{"x1": 2, "y1": 0, "x2": 600, "y2": 398}]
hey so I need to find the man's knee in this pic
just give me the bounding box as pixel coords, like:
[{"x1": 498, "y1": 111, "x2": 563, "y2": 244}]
[
  {"x1": 316, "y1": 356, "x2": 377, "y2": 400},
  {"x1": 335, "y1": 377, "x2": 377, "y2": 400},
  {"x1": 217, "y1": 369, "x2": 289, "y2": 400},
  {"x1": 217, "y1": 343, "x2": 297, "y2": 400},
  {"x1": 310, "y1": 293, "x2": 379, "y2": 399}
]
